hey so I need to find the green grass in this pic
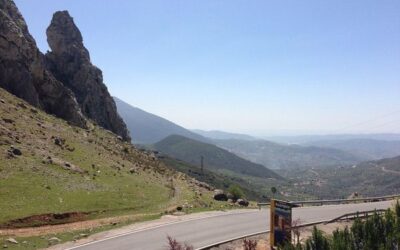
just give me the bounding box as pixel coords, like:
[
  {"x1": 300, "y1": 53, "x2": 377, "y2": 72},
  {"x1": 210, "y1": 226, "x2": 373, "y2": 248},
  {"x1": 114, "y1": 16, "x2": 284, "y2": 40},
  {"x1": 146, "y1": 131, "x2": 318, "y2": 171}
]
[{"x1": 0, "y1": 88, "x2": 216, "y2": 227}]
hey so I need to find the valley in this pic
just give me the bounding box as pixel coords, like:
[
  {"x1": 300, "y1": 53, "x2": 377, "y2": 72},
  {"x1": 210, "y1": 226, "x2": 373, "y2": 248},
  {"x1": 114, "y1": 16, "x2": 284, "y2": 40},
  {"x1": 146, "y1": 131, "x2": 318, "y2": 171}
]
[{"x1": 0, "y1": 0, "x2": 399, "y2": 249}]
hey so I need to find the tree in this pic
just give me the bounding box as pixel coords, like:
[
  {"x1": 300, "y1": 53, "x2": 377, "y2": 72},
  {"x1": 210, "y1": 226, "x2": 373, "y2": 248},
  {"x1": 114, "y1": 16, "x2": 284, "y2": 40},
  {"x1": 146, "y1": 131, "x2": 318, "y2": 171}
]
[
  {"x1": 271, "y1": 186, "x2": 277, "y2": 199},
  {"x1": 395, "y1": 200, "x2": 400, "y2": 219},
  {"x1": 281, "y1": 207, "x2": 400, "y2": 250},
  {"x1": 304, "y1": 226, "x2": 330, "y2": 250},
  {"x1": 228, "y1": 184, "x2": 244, "y2": 201},
  {"x1": 292, "y1": 218, "x2": 304, "y2": 245}
]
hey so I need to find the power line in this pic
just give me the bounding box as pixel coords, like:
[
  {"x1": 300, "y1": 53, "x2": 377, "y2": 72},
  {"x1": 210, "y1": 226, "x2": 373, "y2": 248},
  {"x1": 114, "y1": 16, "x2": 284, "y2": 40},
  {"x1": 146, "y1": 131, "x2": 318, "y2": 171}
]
[
  {"x1": 367, "y1": 119, "x2": 400, "y2": 131},
  {"x1": 331, "y1": 109, "x2": 400, "y2": 133}
]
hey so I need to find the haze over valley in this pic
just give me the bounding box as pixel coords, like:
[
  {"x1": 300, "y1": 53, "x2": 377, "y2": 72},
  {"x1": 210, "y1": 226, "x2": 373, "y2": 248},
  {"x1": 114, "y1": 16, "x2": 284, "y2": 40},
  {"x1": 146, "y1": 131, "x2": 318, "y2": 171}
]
[{"x1": 1, "y1": 0, "x2": 399, "y2": 249}]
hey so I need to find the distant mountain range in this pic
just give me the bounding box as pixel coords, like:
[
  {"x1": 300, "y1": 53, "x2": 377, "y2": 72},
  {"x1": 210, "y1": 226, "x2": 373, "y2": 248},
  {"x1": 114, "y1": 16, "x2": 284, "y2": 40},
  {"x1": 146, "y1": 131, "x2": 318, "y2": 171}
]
[
  {"x1": 213, "y1": 139, "x2": 363, "y2": 169},
  {"x1": 114, "y1": 98, "x2": 400, "y2": 169},
  {"x1": 192, "y1": 130, "x2": 257, "y2": 141},
  {"x1": 265, "y1": 133, "x2": 400, "y2": 144},
  {"x1": 304, "y1": 139, "x2": 400, "y2": 160},
  {"x1": 114, "y1": 97, "x2": 208, "y2": 144},
  {"x1": 154, "y1": 135, "x2": 281, "y2": 179}
]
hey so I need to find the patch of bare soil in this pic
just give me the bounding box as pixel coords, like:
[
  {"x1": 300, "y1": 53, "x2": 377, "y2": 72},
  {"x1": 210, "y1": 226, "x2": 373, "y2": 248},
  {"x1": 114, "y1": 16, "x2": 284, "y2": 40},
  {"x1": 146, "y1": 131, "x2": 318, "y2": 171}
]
[
  {"x1": 0, "y1": 212, "x2": 90, "y2": 229},
  {"x1": 0, "y1": 213, "x2": 156, "y2": 237}
]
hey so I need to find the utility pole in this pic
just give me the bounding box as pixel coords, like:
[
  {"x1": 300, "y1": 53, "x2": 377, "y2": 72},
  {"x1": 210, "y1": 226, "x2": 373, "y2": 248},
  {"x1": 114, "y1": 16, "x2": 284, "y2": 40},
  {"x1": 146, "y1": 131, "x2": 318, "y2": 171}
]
[{"x1": 200, "y1": 155, "x2": 204, "y2": 175}]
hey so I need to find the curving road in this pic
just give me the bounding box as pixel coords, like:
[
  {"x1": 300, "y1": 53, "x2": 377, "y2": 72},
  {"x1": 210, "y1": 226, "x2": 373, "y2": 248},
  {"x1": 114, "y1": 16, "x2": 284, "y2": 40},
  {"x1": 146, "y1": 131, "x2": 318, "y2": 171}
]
[{"x1": 68, "y1": 200, "x2": 393, "y2": 250}]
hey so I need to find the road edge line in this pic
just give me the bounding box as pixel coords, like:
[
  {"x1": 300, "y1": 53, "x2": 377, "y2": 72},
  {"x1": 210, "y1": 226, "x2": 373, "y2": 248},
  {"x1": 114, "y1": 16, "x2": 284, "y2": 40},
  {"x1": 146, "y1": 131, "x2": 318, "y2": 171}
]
[{"x1": 65, "y1": 209, "x2": 262, "y2": 250}]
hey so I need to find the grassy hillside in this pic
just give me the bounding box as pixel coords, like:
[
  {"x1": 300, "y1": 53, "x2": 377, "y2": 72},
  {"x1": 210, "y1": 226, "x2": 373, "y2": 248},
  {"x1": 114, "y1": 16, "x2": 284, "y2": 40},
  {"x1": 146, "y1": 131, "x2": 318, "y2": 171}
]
[
  {"x1": 279, "y1": 155, "x2": 400, "y2": 199},
  {"x1": 154, "y1": 135, "x2": 281, "y2": 179},
  {"x1": 161, "y1": 156, "x2": 263, "y2": 200},
  {"x1": 161, "y1": 156, "x2": 314, "y2": 201},
  {"x1": 213, "y1": 139, "x2": 362, "y2": 169},
  {"x1": 0, "y1": 88, "x2": 217, "y2": 227},
  {"x1": 114, "y1": 97, "x2": 209, "y2": 144}
]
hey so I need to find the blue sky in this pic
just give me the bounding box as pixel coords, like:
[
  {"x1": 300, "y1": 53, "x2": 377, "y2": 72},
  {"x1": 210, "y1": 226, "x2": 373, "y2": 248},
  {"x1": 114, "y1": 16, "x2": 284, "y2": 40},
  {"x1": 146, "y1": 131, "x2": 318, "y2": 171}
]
[{"x1": 15, "y1": 0, "x2": 400, "y2": 135}]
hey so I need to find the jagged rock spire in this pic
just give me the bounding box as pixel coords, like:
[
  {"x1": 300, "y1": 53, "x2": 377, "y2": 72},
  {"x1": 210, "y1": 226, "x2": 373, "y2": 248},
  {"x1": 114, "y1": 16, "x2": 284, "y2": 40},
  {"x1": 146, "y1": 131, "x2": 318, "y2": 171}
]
[
  {"x1": 0, "y1": 0, "x2": 87, "y2": 128},
  {"x1": 45, "y1": 11, "x2": 130, "y2": 141}
]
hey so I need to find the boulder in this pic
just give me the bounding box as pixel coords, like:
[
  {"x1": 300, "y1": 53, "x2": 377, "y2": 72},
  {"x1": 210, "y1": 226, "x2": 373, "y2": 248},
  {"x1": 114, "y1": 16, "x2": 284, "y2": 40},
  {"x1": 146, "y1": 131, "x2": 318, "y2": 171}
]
[
  {"x1": 11, "y1": 148, "x2": 22, "y2": 156},
  {"x1": 53, "y1": 137, "x2": 64, "y2": 146},
  {"x1": 48, "y1": 237, "x2": 61, "y2": 243},
  {"x1": 5, "y1": 238, "x2": 17, "y2": 244},
  {"x1": 237, "y1": 199, "x2": 249, "y2": 207},
  {"x1": 213, "y1": 189, "x2": 228, "y2": 201},
  {"x1": 2, "y1": 118, "x2": 14, "y2": 124}
]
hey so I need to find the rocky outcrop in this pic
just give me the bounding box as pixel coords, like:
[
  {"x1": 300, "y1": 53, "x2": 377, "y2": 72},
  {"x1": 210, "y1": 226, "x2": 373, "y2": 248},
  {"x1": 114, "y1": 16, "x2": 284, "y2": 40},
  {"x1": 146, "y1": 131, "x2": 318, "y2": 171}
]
[
  {"x1": 0, "y1": 0, "x2": 87, "y2": 128},
  {"x1": 45, "y1": 11, "x2": 130, "y2": 141}
]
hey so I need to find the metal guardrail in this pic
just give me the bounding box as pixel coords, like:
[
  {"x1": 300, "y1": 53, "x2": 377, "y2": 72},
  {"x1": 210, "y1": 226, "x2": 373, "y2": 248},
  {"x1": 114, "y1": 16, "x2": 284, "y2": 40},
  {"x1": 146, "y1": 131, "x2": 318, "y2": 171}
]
[
  {"x1": 257, "y1": 194, "x2": 400, "y2": 209},
  {"x1": 198, "y1": 208, "x2": 390, "y2": 249},
  {"x1": 324, "y1": 209, "x2": 386, "y2": 224},
  {"x1": 290, "y1": 194, "x2": 400, "y2": 206},
  {"x1": 257, "y1": 202, "x2": 270, "y2": 208},
  {"x1": 195, "y1": 220, "x2": 327, "y2": 250}
]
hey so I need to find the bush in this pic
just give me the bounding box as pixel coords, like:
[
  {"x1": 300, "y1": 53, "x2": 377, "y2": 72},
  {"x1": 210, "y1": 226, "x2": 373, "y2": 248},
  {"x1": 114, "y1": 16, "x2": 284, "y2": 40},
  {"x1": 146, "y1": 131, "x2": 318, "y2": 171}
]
[
  {"x1": 228, "y1": 184, "x2": 244, "y2": 200},
  {"x1": 166, "y1": 236, "x2": 193, "y2": 250},
  {"x1": 281, "y1": 207, "x2": 400, "y2": 250},
  {"x1": 243, "y1": 239, "x2": 257, "y2": 250}
]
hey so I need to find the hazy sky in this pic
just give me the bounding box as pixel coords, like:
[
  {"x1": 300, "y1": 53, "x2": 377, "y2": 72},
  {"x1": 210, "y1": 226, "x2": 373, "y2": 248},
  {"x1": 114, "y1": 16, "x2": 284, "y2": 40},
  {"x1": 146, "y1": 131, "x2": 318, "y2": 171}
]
[{"x1": 15, "y1": 0, "x2": 400, "y2": 135}]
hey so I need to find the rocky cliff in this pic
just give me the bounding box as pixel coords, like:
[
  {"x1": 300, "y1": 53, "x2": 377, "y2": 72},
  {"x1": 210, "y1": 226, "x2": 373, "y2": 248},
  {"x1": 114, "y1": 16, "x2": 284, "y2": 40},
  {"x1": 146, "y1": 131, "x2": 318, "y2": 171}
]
[
  {"x1": 45, "y1": 11, "x2": 130, "y2": 141},
  {"x1": 0, "y1": 0, "x2": 87, "y2": 128}
]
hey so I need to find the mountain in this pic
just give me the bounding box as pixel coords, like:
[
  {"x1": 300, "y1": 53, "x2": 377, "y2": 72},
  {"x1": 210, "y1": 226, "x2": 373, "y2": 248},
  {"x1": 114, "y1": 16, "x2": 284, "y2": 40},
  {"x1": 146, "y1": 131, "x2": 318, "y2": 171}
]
[
  {"x1": 304, "y1": 139, "x2": 400, "y2": 160},
  {"x1": 280, "y1": 155, "x2": 400, "y2": 199},
  {"x1": 0, "y1": 88, "x2": 216, "y2": 228},
  {"x1": 265, "y1": 133, "x2": 400, "y2": 144},
  {"x1": 114, "y1": 97, "x2": 208, "y2": 144},
  {"x1": 213, "y1": 139, "x2": 363, "y2": 169},
  {"x1": 45, "y1": 11, "x2": 130, "y2": 141},
  {"x1": 154, "y1": 135, "x2": 281, "y2": 179},
  {"x1": 192, "y1": 129, "x2": 257, "y2": 140},
  {"x1": 0, "y1": 0, "x2": 86, "y2": 128},
  {"x1": 0, "y1": 1, "x2": 129, "y2": 140}
]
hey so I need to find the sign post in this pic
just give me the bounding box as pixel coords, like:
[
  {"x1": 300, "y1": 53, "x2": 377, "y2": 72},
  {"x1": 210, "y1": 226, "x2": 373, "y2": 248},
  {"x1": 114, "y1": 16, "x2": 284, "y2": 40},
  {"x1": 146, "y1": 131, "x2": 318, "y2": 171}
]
[{"x1": 270, "y1": 199, "x2": 293, "y2": 248}]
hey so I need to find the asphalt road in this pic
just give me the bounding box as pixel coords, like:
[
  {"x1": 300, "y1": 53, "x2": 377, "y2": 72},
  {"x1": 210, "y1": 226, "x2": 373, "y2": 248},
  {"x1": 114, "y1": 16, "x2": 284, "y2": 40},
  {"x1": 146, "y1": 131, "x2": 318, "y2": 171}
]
[{"x1": 69, "y1": 200, "x2": 393, "y2": 250}]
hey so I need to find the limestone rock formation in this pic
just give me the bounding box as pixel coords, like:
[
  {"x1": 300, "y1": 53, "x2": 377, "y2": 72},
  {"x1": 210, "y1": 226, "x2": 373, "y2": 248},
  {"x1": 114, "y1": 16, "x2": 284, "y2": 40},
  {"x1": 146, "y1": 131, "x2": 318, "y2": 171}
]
[
  {"x1": 0, "y1": 0, "x2": 87, "y2": 128},
  {"x1": 45, "y1": 11, "x2": 130, "y2": 141}
]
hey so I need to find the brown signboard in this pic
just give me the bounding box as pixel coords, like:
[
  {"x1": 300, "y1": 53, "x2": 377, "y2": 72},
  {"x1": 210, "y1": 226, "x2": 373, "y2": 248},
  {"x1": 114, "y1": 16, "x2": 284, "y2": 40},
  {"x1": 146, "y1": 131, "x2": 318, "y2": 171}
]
[{"x1": 270, "y1": 199, "x2": 293, "y2": 248}]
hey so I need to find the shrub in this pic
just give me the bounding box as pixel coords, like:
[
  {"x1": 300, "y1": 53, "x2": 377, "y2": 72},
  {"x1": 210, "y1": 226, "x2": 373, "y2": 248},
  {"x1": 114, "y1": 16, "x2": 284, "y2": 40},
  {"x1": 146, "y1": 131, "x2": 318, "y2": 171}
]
[
  {"x1": 166, "y1": 236, "x2": 194, "y2": 250},
  {"x1": 243, "y1": 239, "x2": 257, "y2": 250},
  {"x1": 281, "y1": 208, "x2": 400, "y2": 250},
  {"x1": 228, "y1": 184, "x2": 244, "y2": 200}
]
